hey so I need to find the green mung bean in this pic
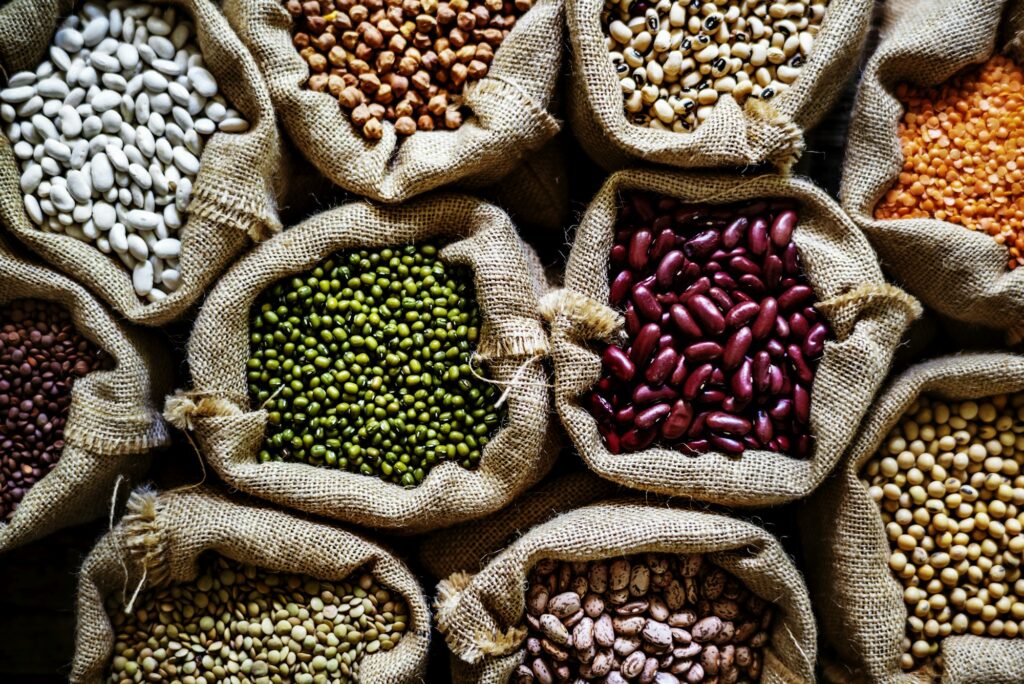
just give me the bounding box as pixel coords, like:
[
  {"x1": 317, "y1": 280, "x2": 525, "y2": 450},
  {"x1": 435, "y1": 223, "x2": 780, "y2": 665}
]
[{"x1": 247, "y1": 242, "x2": 505, "y2": 486}]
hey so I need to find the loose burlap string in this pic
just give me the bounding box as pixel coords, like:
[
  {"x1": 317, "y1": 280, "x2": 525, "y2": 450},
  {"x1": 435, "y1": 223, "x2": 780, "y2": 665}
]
[
  {"x1": 170, "y1": 195, "x2": 559, "y2": 533},
  {"x1": 223, "y1": 0, "x2": 561, "y2": 204},
  {"x1": 417, "y1": 470, "x2": 618, "y2": 580},
  {"x1": 0, "y1": 234, "x2": 171, "y2": 553},
  {"x1": 434, "y1": 500, "x2": 817, "y2": 684},
  {"x1": 841, "y1": 0, "x2": 1024, "y2": 329},
  {"x1": 566, "y1": 0, "x2": 873, "y2": 171},
  {"x1": 803, "y1": 353, "x2": 1024, "y2": 684},
  {"x1": 551, "y1": 169, "x2": 919, "y2": 507},
  {"x1": 0, "y1": 0, "x2": 281, "y2": 326},
  {"x1": 71, "y1": 486, "x2": 431, "y2": 683}
]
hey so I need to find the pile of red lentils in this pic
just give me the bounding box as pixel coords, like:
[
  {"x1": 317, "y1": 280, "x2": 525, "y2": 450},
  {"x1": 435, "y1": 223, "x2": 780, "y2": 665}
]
[
  {"x1": 286, "y1": 0, "x2": 532, "y2": 140},
  {"x1": 875, "y1": 55, "x2": 1024, "y2": 269}
]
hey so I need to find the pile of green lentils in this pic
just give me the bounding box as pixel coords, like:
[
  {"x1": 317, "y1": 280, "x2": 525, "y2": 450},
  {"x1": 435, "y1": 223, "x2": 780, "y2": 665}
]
[
  {"x1": 106, "y1": 554, "x2": 408, "y2": 684},
  {"x1": 246, "y1": 242, "x2": 505, "y2": 486},
  {"x1": 862, "y1": 392, "x2": 1024, "y2": 672}
]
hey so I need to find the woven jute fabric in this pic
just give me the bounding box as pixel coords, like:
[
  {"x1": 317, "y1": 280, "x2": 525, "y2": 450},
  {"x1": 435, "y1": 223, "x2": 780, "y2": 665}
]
[
  {"x1": 71, "y1": 486, "x2": 431, "y2": 683},
  {"x1": 172, "y1": 194, "x2": 559, "y2": 533},
  {"x1": 803, "y1": 353, "x2": 1024, "y2": 684},
  {"x1": 565, "y1": 0, "x2": 872, "y2": 172},
  {"x1": 418, "y1": 470, "x2": 617, "y2": 579},
  {"x1": 434, "y1": 500, "x2": 817, "y2": 684},
  {"x1": 488, "y1": 133, "x2": 570, "y2": 233},
  {"x1": 549, "y1": 169, "x2": 920, "y2": 507},
  {"x1": 224, "y1": 0, "x2": 562, "y2": 204},
  {"x1": 840, "y1": 0, "x2": 1024, "y2": 330},
  {"x1": 0, "y1": 234, "x2": 170, "y2": 553},
  {"x1": 0, "y1": 0, "x2": 281, "y2": 327}
]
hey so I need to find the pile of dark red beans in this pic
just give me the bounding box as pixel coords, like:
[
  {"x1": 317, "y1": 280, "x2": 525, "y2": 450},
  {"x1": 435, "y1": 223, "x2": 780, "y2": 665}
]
[
  {"x1": 586, "y1": 192, "x2": 832, "y2": 458},
  {"x1": 0, "y1": 299, "x2": 106, "y2": 521}
]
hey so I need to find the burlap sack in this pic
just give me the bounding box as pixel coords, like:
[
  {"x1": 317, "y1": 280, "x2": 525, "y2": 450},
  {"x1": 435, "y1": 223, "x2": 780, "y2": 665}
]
[
  {"x1": 841, "y1": 0, "x2": 1024, "y2": 332},
  {"x1": 487, "y1": 133, "x2": 570, "y2": 233},
  {"x1": 0, "y1": 0, "x2": 281, "y2": 327},
  {"x1": 224, "y1": 0, "x2": 562, "y2": 204},
  {"x1": 546, "y1": 169, "x2": 921, "y2": 507},
  {"x1": 434, "y1": 499, "x2": 817, "y2": 684},
  {"x1": 566, "y1": 0, "x2": 872, "y2": 172},
  {"x1": 418, "y1": 470, "x2": 617, "y2": 579},
  {"x1": 0, "y1": 233, "x2": 170, "y2": 554},
  {"x1": 167, "y1": 194, "x2": 559, "y2": 533},
  {"x1": 71, "y1": 486, "x2": 431, "y2": 683},
  {"x1": 803, "y1": 352, "x2": 1024, "y2": 683}
]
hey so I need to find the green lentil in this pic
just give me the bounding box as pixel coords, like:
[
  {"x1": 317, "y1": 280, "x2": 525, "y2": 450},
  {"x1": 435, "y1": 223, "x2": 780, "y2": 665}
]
[
  {"x1": 106, "y1": 555, "x2": 408, "y2": 684},
  {"x1": 247, "y1": 242, "x2": 505, "y2": 486}
]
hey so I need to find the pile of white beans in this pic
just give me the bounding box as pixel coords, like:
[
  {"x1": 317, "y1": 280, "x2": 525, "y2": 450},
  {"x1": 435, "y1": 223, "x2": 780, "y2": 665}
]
[{"x1": 0, "y1": 0, "x2": 248, "y2": 302}]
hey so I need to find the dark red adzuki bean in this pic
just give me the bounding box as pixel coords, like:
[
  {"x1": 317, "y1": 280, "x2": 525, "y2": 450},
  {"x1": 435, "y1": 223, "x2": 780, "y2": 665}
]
[{"x1": 585, "y1": 193, "x2": 833, "y2": 459}]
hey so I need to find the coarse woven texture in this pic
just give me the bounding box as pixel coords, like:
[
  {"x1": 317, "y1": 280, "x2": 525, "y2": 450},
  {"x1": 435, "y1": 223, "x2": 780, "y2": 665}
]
[
  {"x1": 487, "y1": 134, "x2": 570, "y2": 233},
  {"x1": 71, "y1": 486, "x2": 431, "y2": 683},
  {"x1": 549, "y1": 169, "x2": 920, "y2": 507},
  {"x1": 802, "y1": 352, "x2": 1024, "y2": 684},
  {"x1": 418, "y1": 470, "x2": 617, "y2": 579},
  {"x1": 434, "y1": 499, "x2": 817, "y2": 684},
  {"x1": 566, "y1": 0, "x2": 873, "y2": 172},
  {"x1": 0, "y1": 234, "x2": 171, "y2": 553},
  {"x1": 0, "y1": 0, "x2": 281, "y2": 326},
  {"x1": 224, "y1": 0, "x2": 562, "y2": 204},
  {"x1": 175, "y1": 194, "x2": 559, "y2": 533},
  {"x1": 840, "y1": 0, "x2": 1024, "y2": 330}
]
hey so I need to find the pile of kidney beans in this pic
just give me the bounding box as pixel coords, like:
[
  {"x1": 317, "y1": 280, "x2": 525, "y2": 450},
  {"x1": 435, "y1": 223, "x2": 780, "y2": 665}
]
[{"x1": 586, "y1": 191, "x2": 832, "y2": 458}]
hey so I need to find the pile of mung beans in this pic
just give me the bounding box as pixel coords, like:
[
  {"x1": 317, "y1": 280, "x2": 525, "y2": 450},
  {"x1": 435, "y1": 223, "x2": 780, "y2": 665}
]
[
  {"x1": 515, "y1": 552, "x2": 773, "y2": 683},
  {"x1": 586, "y1": 191, "x2": 830, "y2": 457},
  {"x1": 862, "y1": 392, "x2": 1024, "y2": 671},
  {"x1": 106, "y1": 553, "x2": 408, "y2": 683},
  {"x1": 286, "y1": 0, "x2": 532, "y2": 139},
  {"x1": 875, "y1": 55, "x2": 1024, "y2": 269},
  {"x1": 0, "y1": 0, "x2": 249, "y2": 301},
  {"x1": 0, "y1": 299, "x2": 107, "y2": 521},
  {"x1": 601, "y1": 0, "x2": 828, "y2": 131},
  {"x1": 247, "y1": 242, "x2": 505, "y2": 486}
]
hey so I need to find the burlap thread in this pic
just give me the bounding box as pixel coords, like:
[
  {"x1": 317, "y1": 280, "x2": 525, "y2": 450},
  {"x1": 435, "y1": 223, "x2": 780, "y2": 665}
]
[
  {"x1": 551, "y1": 169, "x2": 920, "y2": 507},
  {"x1": 0, "y1": 0, "x2": 281, "y2": 326},
  {"x1": 803, "y1": 353, "x2": 1024, "y2": 683}
]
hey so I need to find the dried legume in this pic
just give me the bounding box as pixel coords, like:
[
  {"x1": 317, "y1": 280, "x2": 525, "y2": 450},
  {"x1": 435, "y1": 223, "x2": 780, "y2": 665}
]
[
  {"x1": 0, "y1": 299, "x2": 107, "y2": 521},
  {"x1": 0, "y1": 0, "x2": 250, "y2": 301},
  {"x1": 286, "y1": 0, "x2": 532, "y2": 139},
  {"x1": 247, "y1": 242, "x2": 504, "y2": 486},
  {"x1": 106, "y1": 553, "x2": 408, "y2": 683},
  {"x1": 875, "y1": 55, "x2": 1024, "y2": 269},
  {"x1": 601, "y1": 0, "x2": 828, "y2": 131},
  {"x1": 516, "y1": 552, "x2": 773, "y2": 683},
  {"x1": 862, "y1": 393, "x2": 1024, "y2": 672},
  {"x1": 586, "y1": 192, "x2": 830, "y2": 458}
]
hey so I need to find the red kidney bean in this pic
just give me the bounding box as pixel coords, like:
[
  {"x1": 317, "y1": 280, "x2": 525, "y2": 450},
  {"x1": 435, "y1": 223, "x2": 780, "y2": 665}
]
[
  {"x1": 804, "y1": 322, "x2": 828, "y2": 358},
  {"x1": 661, "y1": 399, "x2": 694, "y2": 439},
  {"x1": 602, "y1": 346, "x2": 635, "y2": 382},
  {"x1": 633, "y1": 284, "x2": 663, "y2": 320},
  {"x1": 636, "y1": 402, "x2": 671, "y2": 429},
  {"x1": 656, "y1": 251, "x2": 685, "y2": 288},
  {"x1": 686, "y1": 294, "x2": 726, "y2": 335},
  {"x1": 630, "y1": 323, "x2": 661, "y2": 366},
  {"x1": 770, "y1": 210, "x2": 797, "y2": 247},
  {"x1": 750, "y1": 297, "x2": 777, "y2": 340},
  {"x1": 589, "y1": 193, "x2": 832, "y2": 459},
  {"x1": 646, "y1": 347, "x2": 678, "y2": 385},
  {"x1": 610, "y1": 270, "x2": 633, "y2": 307},
  {"x1": 725, "y1": 301, "x2": 760, "y2": 328},
  {"x1": 685, "y1": 341, "x2": 723, "y2": 362},
  {"x1": 722, "y1": 327, "x2": 752, "y2": 370},
  {"x1": 670, "y1": 304, "x2": 703, "y2": 338},
  {"x1": 707, "y1": 411, "x2": 751, "y2": 436},
  {"x1": 721, "y1": 217, "x2": 748, "y2": 248},
  {"x1": 629, "y1": 230, "x2": 652, "y2": 271}
]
